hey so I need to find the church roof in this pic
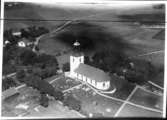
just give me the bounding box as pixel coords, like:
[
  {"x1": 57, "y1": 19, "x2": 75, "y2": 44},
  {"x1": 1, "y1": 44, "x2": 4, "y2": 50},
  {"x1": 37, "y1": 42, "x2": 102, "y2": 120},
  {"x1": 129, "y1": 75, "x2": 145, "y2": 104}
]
[{"x1": 74, "y1": 63, "x2": 110, "y2": 82}]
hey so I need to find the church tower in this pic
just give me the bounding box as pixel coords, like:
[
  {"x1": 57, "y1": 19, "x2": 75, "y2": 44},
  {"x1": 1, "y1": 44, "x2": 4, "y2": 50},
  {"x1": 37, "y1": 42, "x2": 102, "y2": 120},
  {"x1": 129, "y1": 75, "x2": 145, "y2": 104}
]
[{"x1": 70, "y1": 40, "x2": 84, "y2": 77}]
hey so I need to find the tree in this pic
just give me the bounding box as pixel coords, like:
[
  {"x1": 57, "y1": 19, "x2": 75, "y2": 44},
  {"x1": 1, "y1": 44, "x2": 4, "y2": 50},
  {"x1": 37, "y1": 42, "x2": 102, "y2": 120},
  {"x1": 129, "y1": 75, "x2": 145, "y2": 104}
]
[
  {"x1": 91, "y1": 50, "x2": 125, "y2": 72},
  {"x1": 20, "y1": 28, "x2": 30, "y2": 38},
  {"x1": 16, "y1": 69, "x2": 26, "y2": 81},
  {"x1": 3, "y1": 45, "x2": 19, "y2": 65},
  {"x1": 21, "y1": 26, "x2": 49, "y2": 38},
  {"x1": 19, "y1": 49, "x2": 37, "y2": 65},
  {"x1": 3, "y1": 64, "x2": 16, "y2": 75},
  {"x1": 35, "y1": 54, "x2": 58, "y2": 68},
  {"x1": 52, "y1": 91, "x2": 64, "y2": 101},
  {"x1": 62, "y1": 62, "x2": 70, "y2": 72},
  {"x1": 124, "y1": 59, "x2": 156, "y2": 85},
  {"x1": 20, "y1": 73, "x2": 64, "y2": 101},
  {"x1": 124, "y1": 70, "x2": 146, "y2": 85},
  {"x1": 32, "y1": 54, "x2": 59, "y2": 78},
  {"x1": 63, "y1": 95, "x2": 81, "y2": 111},
  {"x1": 84, "y1": 56, "x2": 91, "y2": 64},
  {"x1": 39, "y1": 93, "x2": 49, "y2": 107},
  {"x1": 38, "y1": 78, "x2": 55, "y2": 94},
  {"x1": 2, "y1": 77, "x2": 17, "y2": 91}
]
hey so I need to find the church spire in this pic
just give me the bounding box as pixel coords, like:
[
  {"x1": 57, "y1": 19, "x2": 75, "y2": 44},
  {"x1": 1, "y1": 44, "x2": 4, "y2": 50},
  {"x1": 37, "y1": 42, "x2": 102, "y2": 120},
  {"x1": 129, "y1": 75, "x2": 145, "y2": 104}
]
[
  {"x1": 73, "y1": 40, "x2": 80, "y2": 52},
  {"x1": 73, "y1": 40, "x2": 80, "y2": 47},
  {"x1": 72, "y1": 40, "x2": 82, "y2": 56}
]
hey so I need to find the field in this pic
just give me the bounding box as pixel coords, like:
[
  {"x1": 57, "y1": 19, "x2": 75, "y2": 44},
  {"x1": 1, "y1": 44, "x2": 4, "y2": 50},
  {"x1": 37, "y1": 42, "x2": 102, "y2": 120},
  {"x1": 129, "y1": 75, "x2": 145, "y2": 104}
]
[
  {"x1": 26, "y1": 100, "x2": 84, "y2": 118},
  {"x1": 51, "y1": 77, "x2": 81, "y2": 91},
  {"x1": 129, "y1": 88, "x2": 163, "y2": 110},
  {"x1": 4, "y1": 3, "x2": 165, "y2": 69},
  {"x1": 67, "y1": 84, "x2": 123, "y2": 117},
  {"x1": 2, "y1": 74, "x2": 164, "y2": 117},
  {"x1": 104, "y1": 77, "x2": 135, "y2": 100},
  {"x1": 63, "y1": 80, "x2": 163, "y2": 117},
  {"x1": 117, "y1": 104, "x2": 162, "y2": 117},
  {"x1": 4, "y1": 3, "x2": 113, "y2": 30},
  {"x1": 2, "y1": 87, "x2": 40, "y2": 116},
  {"x1": 3, "y1": 2, "x2": 165, "y2": 118}
]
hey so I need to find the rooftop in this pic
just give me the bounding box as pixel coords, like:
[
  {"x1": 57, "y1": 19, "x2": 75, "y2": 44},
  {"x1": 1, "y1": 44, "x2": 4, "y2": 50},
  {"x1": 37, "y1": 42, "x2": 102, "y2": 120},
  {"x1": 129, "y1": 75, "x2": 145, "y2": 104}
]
[{"x1": 74, "y1": 63, "x2": 110, "y2": 82}]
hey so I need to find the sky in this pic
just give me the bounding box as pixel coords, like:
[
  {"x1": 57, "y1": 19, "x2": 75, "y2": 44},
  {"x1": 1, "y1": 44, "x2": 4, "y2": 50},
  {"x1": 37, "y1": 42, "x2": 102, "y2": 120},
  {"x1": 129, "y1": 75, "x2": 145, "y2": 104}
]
[
  {"x1": 2, "y1": 0, "x2": 163, "y2": 10},
  {"x1": 3, "y1": 0, "x2": 166, "y2": 2},
  {"x1": 3, "y1": 0, "x2": 166, "y2": 4}
]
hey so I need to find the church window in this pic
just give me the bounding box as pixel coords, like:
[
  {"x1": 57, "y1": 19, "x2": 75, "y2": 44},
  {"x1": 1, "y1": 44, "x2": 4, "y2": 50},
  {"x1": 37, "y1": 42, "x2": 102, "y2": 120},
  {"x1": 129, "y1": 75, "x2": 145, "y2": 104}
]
[{"x1": 103, "y1": 83, "x2": 105, "y2": 87}]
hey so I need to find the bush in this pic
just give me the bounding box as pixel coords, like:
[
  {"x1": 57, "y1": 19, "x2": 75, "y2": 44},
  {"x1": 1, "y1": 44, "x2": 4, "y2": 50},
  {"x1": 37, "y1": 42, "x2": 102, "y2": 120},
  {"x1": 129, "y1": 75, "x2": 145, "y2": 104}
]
[
  {"x1": 19, "y1": 49, "x2": 37, "y2": 65},
  {"x1": 63, "y1": 95, "x2": 81, "y2": 111},
  {"x1": 16, "y1": 69, "x2": 26, "y2": 81},
  {"x1": 2, "y1": 64, "x2": 16, "y2": 75},
  {"x1": 2, "y1": 77, "x2": 17, "y2": 91},
  {"x1": 52, "y1": 91, "x2": 64, "y2": 101},
  {"x1": 39, "y1": 93, "x2": 49, "y2": 107},
  {"x1": 62, "y1": 62, "x2": 70, "y2": 72},
  {"x1": 22, "y1": 74, "x2": 64, "y2": 101},
  {"x1": 21, "y1": 26, "x2": 49, "y2": 38},
  {"x1": 124, "y1": 59, "x2": 157, "y2": 85}
]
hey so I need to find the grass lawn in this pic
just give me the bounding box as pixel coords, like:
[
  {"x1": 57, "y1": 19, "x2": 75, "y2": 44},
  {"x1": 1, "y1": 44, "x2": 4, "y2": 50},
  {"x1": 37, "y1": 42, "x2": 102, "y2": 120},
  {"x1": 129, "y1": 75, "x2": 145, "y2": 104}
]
[
  {"x1": 2, "y1": 87, "x2": 40, "y2": 117},
  {"x1": 44, "y1": 74, "x2": 63, "y2": 83},
  {"x1": 38, "y1": 35, "x2": 72, "y2": 68},
  {"x1": 4, "y1": 3, "x2": 109, "y2": 30},
  {"x1": 69, "y1": 84, "x2": 123, "y2": 117},
  {"x1": 51, "y1": 77, "x2": 81, "y2": 91},
  {"x1": 117, "y1": 104, "x2": 163, "y2": 117},
  {"x1": 149, "y1": 72, "x2": 164, "y2": 88},
  {"x1": 105, "y1": 77, "x2": 135, "y2": 100},
  {"x1": 134, "y1": 52, "x2": 164, "y2": 67},
  {"x1": 129, "y1": 88, "x2": 163, "y2": 111},
  {"x1": 39, "y1": 35, "x2": 71, "y2": 56},
  {"x1": 26, "y1": 100, "x2": 84, "y2": 118}
]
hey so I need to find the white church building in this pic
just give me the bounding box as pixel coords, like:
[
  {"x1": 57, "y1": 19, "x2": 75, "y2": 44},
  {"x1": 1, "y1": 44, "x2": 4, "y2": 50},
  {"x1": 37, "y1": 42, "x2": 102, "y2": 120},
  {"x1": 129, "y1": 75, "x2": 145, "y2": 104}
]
[{"x1": 69, "y1": 40, "x2": 110, "y2": 90}]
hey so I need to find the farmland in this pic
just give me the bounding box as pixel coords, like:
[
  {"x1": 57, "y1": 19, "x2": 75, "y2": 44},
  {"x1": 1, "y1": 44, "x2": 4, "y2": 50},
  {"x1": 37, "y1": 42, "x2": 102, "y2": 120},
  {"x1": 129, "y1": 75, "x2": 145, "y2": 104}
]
[
  {"x1": 117, "y1": 104, "x2": 162, "y2": 117},
  {"x1": 3, "y1": 2, "x2": 165, "y2": 118},
  {"x1": 4, "y1": 3, "x2": 165, "y2": 67}
]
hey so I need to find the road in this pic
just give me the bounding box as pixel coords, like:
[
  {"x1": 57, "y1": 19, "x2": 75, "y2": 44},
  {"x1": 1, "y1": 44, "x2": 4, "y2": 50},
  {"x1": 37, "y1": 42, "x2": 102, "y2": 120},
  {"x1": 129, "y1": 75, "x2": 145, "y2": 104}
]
[
  {"x1": 129, "y1": 50, "x2": 164, "y2": 59},
  {"x1": 76, "y1": 78, "x2": 163, "y2": 114},
  {"x1": 114, "y1": 86, "x2": 138, "y2": 117},
  {"x1": 2, "y1": 72, "x2": 16, "y2": 79},
  {"x1": 35, "y1": 11, "x2": 121, "y2": 50},
  {"x1": 13, "y1": 74, "x2": 163, "y2": 117},
  {"x1": 148, "y1": 81, "x2": 164, "y2": 90},
  {"x1": 17, "y1": 75, "x2": 85, "y2": 117}
]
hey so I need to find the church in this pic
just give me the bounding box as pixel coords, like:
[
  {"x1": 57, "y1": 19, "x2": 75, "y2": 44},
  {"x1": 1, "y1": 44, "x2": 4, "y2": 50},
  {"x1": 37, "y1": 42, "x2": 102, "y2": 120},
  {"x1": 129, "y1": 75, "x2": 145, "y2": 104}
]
[{"x1": 69, "y1": 40, "x2": 110, "y2": 90}]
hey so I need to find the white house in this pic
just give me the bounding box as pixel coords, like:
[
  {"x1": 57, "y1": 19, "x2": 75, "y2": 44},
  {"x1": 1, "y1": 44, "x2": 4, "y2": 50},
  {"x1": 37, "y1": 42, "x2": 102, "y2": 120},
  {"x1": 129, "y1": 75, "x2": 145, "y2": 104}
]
[
  {"x1": 18, "y1": 38, "x2": 34, "y2": 47},
  {"x1": 12, "y1": 31, "x2": 21, "y2": 36},
  {"x1": 69, "y1": 40, "x2": 110, "y2": 90},
  {"x1": 18, "y1": 41, "x2": 26, "y2": 47},
  {"x1": 5, "y1": 40, "x2": 10, "y2": 44}
]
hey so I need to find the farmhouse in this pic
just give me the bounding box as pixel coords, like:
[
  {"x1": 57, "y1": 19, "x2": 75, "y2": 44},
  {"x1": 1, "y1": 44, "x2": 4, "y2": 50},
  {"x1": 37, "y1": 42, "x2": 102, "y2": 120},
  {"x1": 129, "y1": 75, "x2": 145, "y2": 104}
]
[
  {"x1": 12, "y1": 31, "x2": 21, "y2": 36},
  {"x1": 18, "y1": 38, "x2": 34, "y2": 47},
  {"x1": 70, "y1": 40, "x2": 110, "y2": 90}
]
